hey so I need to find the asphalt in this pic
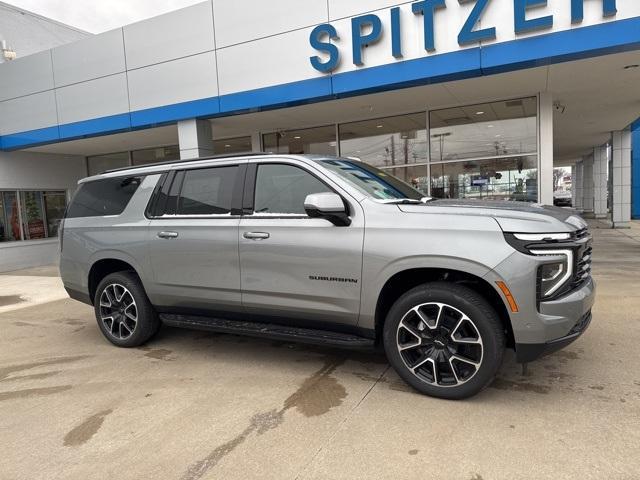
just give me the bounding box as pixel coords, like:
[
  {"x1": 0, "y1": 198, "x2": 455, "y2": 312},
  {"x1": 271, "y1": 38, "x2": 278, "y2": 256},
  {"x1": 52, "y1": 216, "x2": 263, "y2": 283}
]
[{"x1": 0, "y1": 220, "x2": 639, "y2": 480}]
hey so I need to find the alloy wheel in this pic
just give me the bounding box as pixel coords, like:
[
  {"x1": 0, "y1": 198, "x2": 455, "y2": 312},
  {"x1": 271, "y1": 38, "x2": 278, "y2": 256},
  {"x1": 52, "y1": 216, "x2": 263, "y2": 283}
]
[
  {"x1": 99, "y1": 283, "x2": 138, "y2": 340},
  {"x1": 396, "y1": 302, "x2": 483, "y2": 387}
]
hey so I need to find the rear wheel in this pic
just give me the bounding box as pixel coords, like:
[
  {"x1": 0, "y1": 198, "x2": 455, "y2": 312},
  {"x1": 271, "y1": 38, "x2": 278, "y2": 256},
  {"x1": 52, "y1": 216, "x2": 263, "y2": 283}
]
[
  {"x1": 383, "y1": 282, "x2": 505, "y2": 399},
  {"x1": 94, "y1": 271, "x2": 159, "y2": 347}
]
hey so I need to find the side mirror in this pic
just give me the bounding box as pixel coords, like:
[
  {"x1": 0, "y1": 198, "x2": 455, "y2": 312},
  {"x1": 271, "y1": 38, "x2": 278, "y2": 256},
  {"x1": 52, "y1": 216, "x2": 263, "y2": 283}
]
[{"x1": 304, "y1": 192, "x2": 351, "y2": 226}]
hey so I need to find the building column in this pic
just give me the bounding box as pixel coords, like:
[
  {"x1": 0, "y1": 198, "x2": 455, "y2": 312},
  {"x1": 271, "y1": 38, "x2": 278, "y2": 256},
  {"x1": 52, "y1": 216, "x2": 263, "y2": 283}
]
[
  {"x1": 574, "y1": 161, "x2": 584, "y2": 212},
  {"x1": 538, "y1": 93, "x2": 554, "y2": 205},
  {"x1": 632, "y1": 119, "x2": 640, "y2": 219},
  {"x1": 571, "y1": 164, "x2": 577, "y2": 208},
  {"x1": 592, "y1": 145, "x2": 609, "y2": 218},
  {"x1": 581, "y1": 153, "x2": 594, "y2": 216},
  {"x1": 178, "y1": 119, "x2": 215, "y2": 160},
  {"x1": 251, "y1": 132, "x2": 262, "y2": 153},
  {"x1": 611, "y1": 128, "x2": 632, "y2": 228}
]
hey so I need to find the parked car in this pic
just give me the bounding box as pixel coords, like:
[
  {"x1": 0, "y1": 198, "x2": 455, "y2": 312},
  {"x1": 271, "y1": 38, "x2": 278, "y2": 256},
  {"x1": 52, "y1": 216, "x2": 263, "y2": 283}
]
[
  {"x1": 554, "y1": 189, "x2": 573, "y2": 207},
  {"x1": 60, "y1": 154, "x2": 595, "y2": 399}
]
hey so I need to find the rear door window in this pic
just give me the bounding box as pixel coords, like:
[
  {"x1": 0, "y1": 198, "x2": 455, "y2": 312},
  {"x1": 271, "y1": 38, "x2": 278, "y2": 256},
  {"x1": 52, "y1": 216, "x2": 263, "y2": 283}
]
[
  {"x1": 66, "y1": 176, "x2": 143, "y2": 218},
  {"x1": 177, "y1": 166, "x2": 238, "y2": 215}
]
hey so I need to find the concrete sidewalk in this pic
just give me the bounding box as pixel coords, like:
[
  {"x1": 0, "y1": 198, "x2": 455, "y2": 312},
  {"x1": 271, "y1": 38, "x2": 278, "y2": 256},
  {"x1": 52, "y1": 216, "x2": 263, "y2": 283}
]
[{"x1": 0, "y1": 223, "x2": 639, "y2": 480}]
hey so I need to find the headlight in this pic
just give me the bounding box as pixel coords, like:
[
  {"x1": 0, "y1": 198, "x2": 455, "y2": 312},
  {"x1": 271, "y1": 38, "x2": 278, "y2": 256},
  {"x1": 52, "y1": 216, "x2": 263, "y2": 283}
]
[{"x1": 530, "y1": 249, "x2": 573, "y2": 297}]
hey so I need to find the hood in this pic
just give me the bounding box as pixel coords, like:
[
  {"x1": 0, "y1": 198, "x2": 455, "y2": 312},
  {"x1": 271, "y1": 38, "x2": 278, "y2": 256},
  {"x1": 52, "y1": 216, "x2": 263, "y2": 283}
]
[{"x1": 397, "y1": 199, "x2": 587, "y2": 233}]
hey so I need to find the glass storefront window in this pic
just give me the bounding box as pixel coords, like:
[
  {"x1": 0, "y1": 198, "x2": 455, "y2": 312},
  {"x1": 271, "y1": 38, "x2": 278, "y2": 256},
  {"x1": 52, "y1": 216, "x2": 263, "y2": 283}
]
[
  {"x1": 132, "y1": 145, "x2": 179, "y2": 166},
  {"x1": 430, "y1": 156, "x2": 538, "y2": 202},
  {"x1": 339, "y1": 113, "x2": 427, "y2": 168},
  {"x1": 0, "y1": 190, "x2": 67, "y2": 242},
  {"x1": 263, "y1": 126, "x2": 336, "y2": 155},
  {"x1": 213, "y1": 136, "x2": 252, "y2": 155},
  {"x1": 43, "y1": 191, "x2": 67, "y2": 237},
  {"x1": 429, "y1": 97, "x2": 537, "y2": 162},
  {"x1": 1, "y1": 192, "x2": 22, "y2": 242},
  {"x1": 20, "y1": 191, "x2": 46, "y2": 240},
  {"x1": 88, "y1": 152, "x2": 130, "y2": 176}
]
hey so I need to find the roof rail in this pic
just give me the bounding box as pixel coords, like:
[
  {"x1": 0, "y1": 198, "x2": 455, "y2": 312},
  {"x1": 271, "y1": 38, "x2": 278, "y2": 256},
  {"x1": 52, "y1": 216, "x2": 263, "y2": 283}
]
[{"x1": 102, "y1": 152, "x2": 273, "y2": 174}]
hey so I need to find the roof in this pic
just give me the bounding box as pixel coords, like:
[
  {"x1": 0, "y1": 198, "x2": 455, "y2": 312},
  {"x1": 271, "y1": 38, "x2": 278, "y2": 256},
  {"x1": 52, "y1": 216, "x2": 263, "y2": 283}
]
[{"x1": 0, "y1": 1, "x2": 90, "y2": 58}]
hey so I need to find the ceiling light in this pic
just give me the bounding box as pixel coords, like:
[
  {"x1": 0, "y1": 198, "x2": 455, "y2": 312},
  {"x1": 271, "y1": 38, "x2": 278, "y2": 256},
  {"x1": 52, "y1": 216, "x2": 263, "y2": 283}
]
[
  {"x1": 376, "y1": 125, "x2": 383, "y2": 128},
  {"x1": 476, "y1": 111, "x2": 485, "y2": 115},
  {"x1": 623, "y1": 64, "x2": 639, "y2": 70},
  {"x1": 495, "y1": 134, "x2": 502, "y2": 138},
  {"x1": 487, "y1": 124, "x2": 494, "y2": 128},
  {"x1": 224, "y1": 144, "x2": 231, "y2": 148},
  {"x1": 294, "y1": 136, "x2": 301, "y2": 139}
]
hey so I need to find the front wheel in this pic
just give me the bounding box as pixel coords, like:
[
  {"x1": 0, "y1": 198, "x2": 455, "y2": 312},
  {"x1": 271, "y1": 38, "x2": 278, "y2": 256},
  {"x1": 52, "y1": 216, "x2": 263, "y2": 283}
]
[{"x1": 383, "y1": 282, "x2": 505, "y2": 400}]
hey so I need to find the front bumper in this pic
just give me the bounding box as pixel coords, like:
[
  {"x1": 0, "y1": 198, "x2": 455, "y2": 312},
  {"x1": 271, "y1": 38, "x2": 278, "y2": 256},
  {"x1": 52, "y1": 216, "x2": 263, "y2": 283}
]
[{"x1": 515, "y1": 310, "x2": 592, "y2": 363}]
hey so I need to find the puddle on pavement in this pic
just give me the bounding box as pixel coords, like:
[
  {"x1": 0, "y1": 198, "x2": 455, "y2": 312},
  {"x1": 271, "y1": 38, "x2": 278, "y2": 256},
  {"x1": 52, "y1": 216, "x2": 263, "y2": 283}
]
[
  {"x1": 0, "y1": 355, "x2": 91, "y2": 381},
  {"x1": 64, "y1": 409, "x2": 113, "y2": 447},
  {"x1": 181, "y1": 356, "x2": 347, "y2": 480},
  {"x1": 0, "y1": 295, "x2": 25, "y2": 307},
  {"x1": 0, "y1": 385, "x2": 72, "y2": 402}
]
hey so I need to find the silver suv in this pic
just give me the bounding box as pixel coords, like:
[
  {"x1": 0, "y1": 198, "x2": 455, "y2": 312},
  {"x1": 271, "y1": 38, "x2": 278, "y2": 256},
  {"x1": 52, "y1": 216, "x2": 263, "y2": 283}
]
[{"x1": 60, "y1": 154, "x2": 595, "y2": 399}]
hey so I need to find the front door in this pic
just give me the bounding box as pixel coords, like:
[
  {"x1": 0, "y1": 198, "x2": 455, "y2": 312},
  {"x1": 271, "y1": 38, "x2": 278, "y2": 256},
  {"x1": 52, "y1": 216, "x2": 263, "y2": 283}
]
[
  {"x1": 147, "y1": 164, "x2": 244, "y2": 314},
  {"x1": 239, "y1": 161, "x2": 364, "y2": 326}
]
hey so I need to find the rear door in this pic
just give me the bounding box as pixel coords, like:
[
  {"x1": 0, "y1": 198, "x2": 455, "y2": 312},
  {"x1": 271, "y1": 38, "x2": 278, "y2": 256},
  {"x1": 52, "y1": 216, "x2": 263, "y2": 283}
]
[
  {"x1": 238, "y1": 159, "x2": 365, "y2": 326},
  {"x1": 146, "y1": 162, "x2": 245, "y2": 314}
]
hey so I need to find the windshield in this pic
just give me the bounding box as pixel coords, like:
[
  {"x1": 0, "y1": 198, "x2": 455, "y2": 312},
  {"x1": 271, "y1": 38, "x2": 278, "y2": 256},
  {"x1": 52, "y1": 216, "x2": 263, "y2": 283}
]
[{"x1": 319, "y1": 159, "x2": 423, "y2": 201}]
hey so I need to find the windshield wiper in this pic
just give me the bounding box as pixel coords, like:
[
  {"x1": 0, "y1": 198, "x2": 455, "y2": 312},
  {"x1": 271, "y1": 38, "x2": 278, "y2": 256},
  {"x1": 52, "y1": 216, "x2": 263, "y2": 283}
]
[{"x1": 379, "y1": 197, "x2": 434, "y2": 205}]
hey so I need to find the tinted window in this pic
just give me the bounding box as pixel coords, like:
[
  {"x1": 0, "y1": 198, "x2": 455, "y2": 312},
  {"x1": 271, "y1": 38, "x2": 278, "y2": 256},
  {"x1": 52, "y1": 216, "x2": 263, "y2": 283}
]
[
  {"x1": 177, "y1": 166, "x2": 237, "y2": 215},
  {"x1": 66, "y1": 177, "x2": 143, "y2": 218},
  {"x1": 254, "y1": 164, "x2": 331, "y2": 215}
]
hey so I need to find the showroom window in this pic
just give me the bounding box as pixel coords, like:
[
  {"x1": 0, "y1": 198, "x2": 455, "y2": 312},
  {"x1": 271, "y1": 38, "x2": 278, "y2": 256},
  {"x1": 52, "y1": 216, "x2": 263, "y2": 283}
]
[
  {"x1": 87, "y1": 152, "x2": 130, "y2": 176},
  {"x1": 428, "y1": 97, "x2": 538, "y2": 201},
  {"x1": 263, "y1": 126, "x2": 336, "y2": 155},
  {"x1": 339, "y1": 113, "x2": 429, "y2": 193},
  {"x1": 213, "y1": 136, "x2": 252, "y2": 155},
  {"x1": 0, "y1": 190, "x2": 67, "y2": 242},
  {"x1": 132, "y1": 145, "x2": 179, "y2": 166}
]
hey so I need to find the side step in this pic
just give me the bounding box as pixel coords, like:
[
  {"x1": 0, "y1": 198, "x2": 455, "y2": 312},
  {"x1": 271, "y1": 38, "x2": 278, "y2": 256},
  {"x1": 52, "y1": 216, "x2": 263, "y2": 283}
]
[{"x1": 159, "y1": 314, "x2": 375, "y2": 349}]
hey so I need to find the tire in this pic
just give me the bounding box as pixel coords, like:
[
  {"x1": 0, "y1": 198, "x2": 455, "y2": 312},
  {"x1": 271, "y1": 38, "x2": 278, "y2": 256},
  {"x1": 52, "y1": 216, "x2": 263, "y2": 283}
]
[
  {"x1": 93, "y1": 271, "x2": 160, "y2": 348},
  {"x1": 383, "y1": 282, "x2": 505, "y2": 400}
]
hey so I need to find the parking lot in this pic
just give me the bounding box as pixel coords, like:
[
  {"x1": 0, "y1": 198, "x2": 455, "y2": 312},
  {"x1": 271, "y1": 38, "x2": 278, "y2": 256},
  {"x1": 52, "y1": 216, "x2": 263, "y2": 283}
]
[{"x1": 1, "y1": 220, "x2": 639, "y2": 480}]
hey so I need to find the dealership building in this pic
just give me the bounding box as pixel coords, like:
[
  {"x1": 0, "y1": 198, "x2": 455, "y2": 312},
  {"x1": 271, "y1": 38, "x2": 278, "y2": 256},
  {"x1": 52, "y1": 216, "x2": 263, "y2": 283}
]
[{"x1": 0, "y1": 0, "x2": 639, "y2": 271}]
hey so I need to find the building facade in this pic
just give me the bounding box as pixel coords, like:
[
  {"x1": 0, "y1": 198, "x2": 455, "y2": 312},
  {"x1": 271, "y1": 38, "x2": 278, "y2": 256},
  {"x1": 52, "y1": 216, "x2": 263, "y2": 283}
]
[{"x1": 1, "y1": 0, "x2": 639, "y2": 271}]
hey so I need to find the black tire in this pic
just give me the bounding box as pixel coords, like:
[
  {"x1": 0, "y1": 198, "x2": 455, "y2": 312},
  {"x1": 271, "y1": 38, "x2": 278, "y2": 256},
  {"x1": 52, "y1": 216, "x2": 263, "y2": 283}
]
[
  {"x1": 93, "y1": 271, "x2": 159, "y2": 348},
  {"x1": 383, "y1": 282, "x2": 505, "y2": 400}
]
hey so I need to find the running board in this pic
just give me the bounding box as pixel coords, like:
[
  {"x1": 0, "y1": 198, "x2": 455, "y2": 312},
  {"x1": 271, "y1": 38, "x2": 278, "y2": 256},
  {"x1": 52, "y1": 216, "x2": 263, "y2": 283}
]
[{"x1": 159, "y1": 314, "x2": 375, "y2": 349}]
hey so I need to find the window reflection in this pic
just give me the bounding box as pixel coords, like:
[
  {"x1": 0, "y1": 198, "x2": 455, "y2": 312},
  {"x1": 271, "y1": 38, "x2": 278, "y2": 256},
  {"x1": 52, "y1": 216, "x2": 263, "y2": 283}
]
[
  {"x1": 213, "y1": 136, "x2": 252, "y2": 155},
  {"x1": 339, "y1": 113, "x2": 427, "y2": 168},
  {"x1": 263, "y1": 126, "x2": 336, "y2": 155},
  {"x1": 430, "y1": 98, "x2": 537, "y2": 162},
  {"x1": 430, "y1": 156, "x2": 538, "y2": 202},
  {"x1": 132, "y1": 145, "x2": 179, "y2": 166}
]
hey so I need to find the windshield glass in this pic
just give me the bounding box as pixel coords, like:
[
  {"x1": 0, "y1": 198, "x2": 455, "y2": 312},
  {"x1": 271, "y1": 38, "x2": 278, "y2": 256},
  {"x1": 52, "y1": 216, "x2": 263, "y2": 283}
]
[{"x1": 319, "y1": 159, "x2": 423, "y2": 201}]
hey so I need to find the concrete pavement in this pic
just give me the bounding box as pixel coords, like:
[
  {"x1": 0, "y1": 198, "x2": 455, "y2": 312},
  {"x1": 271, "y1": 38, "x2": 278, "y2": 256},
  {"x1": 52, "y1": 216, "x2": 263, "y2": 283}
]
[{"x1": 0, "y1": 221, "x2": 639, "y2": 480}]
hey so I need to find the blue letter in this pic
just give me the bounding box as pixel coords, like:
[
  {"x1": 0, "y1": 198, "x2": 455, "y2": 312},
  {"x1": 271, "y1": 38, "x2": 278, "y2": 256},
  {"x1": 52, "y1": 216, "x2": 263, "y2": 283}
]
[
  {"x1": 571, "y1": 0, "x2": 617, "y2": 24},
  {"x1": 309, "y1": 24, "x2": 340, "y2": 73},
  {"x1": 351, "y1": 14, "x2": 383, "y2": 66},
  {"x1": 412, "y1": 0, "x2": 446, "y2": 52},
  {"x1": 391, "y1": 7, "x2": 403, "y2": 58},
  {"x1": 514, "y1": 0, "x2": 553, "y2": 34},
  {"x1": 458, "y1": 0, "x2": 496, "y2": 45}
]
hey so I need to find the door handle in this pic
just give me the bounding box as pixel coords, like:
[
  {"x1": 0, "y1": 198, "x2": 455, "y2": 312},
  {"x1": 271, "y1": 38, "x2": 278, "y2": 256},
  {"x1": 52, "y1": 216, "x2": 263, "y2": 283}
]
[
  {"x1": 157, "y1": 231, "x2": 179, "y2": 239},
  {"x1": 243, "y1": 231, "x2": 270, "y2": 240}
]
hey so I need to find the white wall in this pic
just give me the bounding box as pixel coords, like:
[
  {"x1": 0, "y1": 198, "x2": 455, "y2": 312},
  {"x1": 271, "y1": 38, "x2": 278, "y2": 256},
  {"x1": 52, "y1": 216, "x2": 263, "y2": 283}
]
[{"x1": 0, "y1": 150, "x2": 86, "y2": 272}]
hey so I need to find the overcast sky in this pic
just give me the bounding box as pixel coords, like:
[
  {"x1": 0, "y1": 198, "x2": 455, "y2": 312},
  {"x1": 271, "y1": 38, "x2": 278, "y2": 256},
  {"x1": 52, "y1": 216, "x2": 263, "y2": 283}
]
[{"x1": 8, "y1": 0, "x2": 205, "y2": 33}]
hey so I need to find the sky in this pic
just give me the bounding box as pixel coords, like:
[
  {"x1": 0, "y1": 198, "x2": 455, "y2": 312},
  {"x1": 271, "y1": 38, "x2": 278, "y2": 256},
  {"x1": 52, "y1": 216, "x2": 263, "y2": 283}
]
[{"x1": 7, "y1": 0, "x2": 205, "y2": 33}]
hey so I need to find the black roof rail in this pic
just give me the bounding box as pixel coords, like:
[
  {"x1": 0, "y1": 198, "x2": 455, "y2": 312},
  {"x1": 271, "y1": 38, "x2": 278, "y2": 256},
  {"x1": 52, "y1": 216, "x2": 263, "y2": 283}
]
[{"x1": 102, "y1": 152, "x2": 273, "y2": 175}]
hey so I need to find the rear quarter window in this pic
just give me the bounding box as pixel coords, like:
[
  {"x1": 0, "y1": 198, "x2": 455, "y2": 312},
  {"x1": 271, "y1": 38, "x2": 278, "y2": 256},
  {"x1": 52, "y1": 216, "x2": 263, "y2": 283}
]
[{"x1": 65, "y1": 176, "x2": 144, "y2": 218}]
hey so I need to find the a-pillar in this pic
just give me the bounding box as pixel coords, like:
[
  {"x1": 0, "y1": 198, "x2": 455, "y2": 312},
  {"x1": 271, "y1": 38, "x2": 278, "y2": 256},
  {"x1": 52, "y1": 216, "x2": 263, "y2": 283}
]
[
  {"x1": 592, "y1": 145, "x2": 609, "y2": 219},
  {"x1": 611, "y1": 129, "x2": 632, "y2": 228},
  {"x1": 178, "y1": 119, "x2": 215, "y2": 160}
]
